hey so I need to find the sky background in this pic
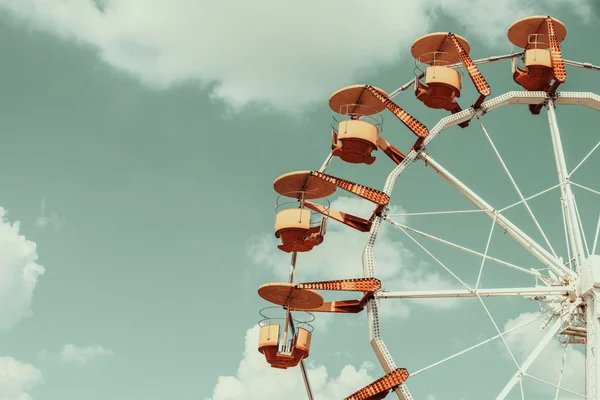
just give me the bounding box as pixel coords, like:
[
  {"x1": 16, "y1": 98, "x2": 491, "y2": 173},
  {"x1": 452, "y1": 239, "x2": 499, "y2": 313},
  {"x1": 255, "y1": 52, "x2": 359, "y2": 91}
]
[{"x1": 0, "y1": 1, "x2": 598, "y2": 399}]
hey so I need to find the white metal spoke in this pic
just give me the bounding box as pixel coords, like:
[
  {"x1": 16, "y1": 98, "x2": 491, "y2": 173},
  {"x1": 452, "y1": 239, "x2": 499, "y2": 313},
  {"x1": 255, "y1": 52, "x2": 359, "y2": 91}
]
[
  {"x1": 385, "y1": 218, "x2": 548, "y2": 281},
  {"x1": 410, "y1": 309, "x2": 552, "y2": 377},
  {"x1": 593, "y1": 213, "x2": 600, "y2": 255},
  {"x1": 547, "y1": 100, "x2": 586, "y2": 268},
  {"x1": 478, "y1": 294, "x2": 521, "y2": 370},
  {"x1": 318, "y1": 152, "x2": 333, "y2": 173},
  {"x1": 478, "y1": 118, "x2": 558, "y2": 258},
  {"x1": 553, "y1": 343, "x2": 569, "y2": 400},
  {"x1": 387, "y1": 209, "x2": 485, "y2": 217},
  {"x1": 561, "y1": 200, "x2": 573, "y2": 271},
  {"x1": 418, "y1": 153, "x2": 572, "y2": 279},
  {"x1": 477, "y1": 213, "x2": 498, "y2": 289},
  {"x1": 572, "y1": 181, "x2": 600, "y2": 197},
  {"x1": 391, "y1": 221, "x2": 471, "y2": 290},
  {"x1": 525, "y1": 373, "x2": 585, "y2": 399},
  {"x1": 496, "y1": 300, "x2": 580, "y2": 399},
  {"x1": 519, "y1": 378, "x2": 525, "y2": 399},
  {"x1": 499, "y1": 184, "x2": 560, "y2": 213},
  {"x1": 573, "y1": 195, "x2": 590, "y2": 257},
  {"x1": 496, "y1": 315, "x2": 563, "y2": 399},
  {"x1": 569, "y1": 140, "x2": 600, "y2": 178},
  {"x1": 377, "y1": 286, "x2": 571, "y2": 300}
]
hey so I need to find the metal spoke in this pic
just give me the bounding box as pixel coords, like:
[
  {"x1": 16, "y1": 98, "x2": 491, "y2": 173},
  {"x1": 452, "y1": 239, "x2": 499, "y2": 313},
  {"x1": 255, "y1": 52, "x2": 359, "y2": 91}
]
[
  {"x1": 526, "y1": 373, "x2": 585, "y2": 398},
  {"x1": 569, "y1": 140, "x2": 600, "y2": 178},
  {"x1": 392, "y1": 222, "x2": 471, "y2": 290},
  {"x1": 387, "y1": 209, "x2": 485, "y2": 217},
  {"x1": 593, "y1": 212, "x2": 600, "y2": 255},
  {"x1": 385, "y1": 218, "x2": 548, "y2": 281},
  {"x1": 547, "y1": 100, "x2": 586, "y2": 268},
  {"x1": 573, "y1": 195, "x2": 590, "y2": 257},
  {"x1": 318, "y1": 152, "x2": 333, "y2": 173},
  {"x1": 418, "y1": 153, "x2": 572, "y2": 279},
  {"x1": 410, "y1": 309, "x2": 552, "y2": 377},
  {"x1": 519, "y1": 378, "x2": 525, "y2": 399},
  {"x1": 496, "y1": 300, "x2": 580, "y2": 399},
  {"x1": 478, "y1": 118, "x2": 558, "y2": 258},
  {"x1": 572, "y1": 181, "x2": 600, "y2": 197},
  {"x1": 554, "y1": 343, "x2": 569, "y2": 400},
  {"x1": 476, "y1": 213, "x2": 498, "y2": 289},
  {"x1": 499, "y1": 184, "x2": 560, "y2": 213},
  {"x1": 377, "y1": 287, "x2": 570, "y2": 300},
  {"x1": 478, "y1": 294, "x2": 521, "y2": 370},
  {"x1": 561, "y1": 200, "x2": 573, "y2": 271}
]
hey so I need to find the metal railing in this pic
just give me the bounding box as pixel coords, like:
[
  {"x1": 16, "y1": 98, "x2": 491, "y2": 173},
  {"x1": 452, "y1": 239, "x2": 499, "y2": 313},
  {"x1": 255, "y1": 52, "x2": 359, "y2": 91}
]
[{"x1": 275, "y1": 191, "x2": 331, "y2": 228}]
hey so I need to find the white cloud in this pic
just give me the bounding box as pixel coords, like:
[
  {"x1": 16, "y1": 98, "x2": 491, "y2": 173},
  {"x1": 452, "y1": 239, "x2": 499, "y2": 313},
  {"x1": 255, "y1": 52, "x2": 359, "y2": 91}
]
[
  {"x1": 0, "y1": 207, "x2": 45, "y2": 332},
  {"x1": 35, "y1": 198, "x2": 65, "y2": 231},
  {"x1": 208, "y1": 325, "x2": 377, "y2": 400},
  {"x1": 249, "y1": 196, "x2": 460, "y2": 323},
  {"x1": 502, "y1": 311, "x2": 584, "y2": 397},
  {"x1": 0, "y1": 356, "x2": 43, "y2": 400},
  {"x1": 58, "y1": 344, "x2": 115, "y2": 366},
  {"x1": 0, "y1": 0, "x2": 591, "y2": 113}
]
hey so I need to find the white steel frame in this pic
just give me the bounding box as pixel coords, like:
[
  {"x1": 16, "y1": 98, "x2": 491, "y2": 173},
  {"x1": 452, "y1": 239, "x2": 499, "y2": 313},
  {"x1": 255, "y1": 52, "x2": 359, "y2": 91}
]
[
  {"x1": 292, "y1": 56, "x2": 600, "y2": 399},
  {"x1": 360, "y1": 91, "x2": 600, "y2": 400}
]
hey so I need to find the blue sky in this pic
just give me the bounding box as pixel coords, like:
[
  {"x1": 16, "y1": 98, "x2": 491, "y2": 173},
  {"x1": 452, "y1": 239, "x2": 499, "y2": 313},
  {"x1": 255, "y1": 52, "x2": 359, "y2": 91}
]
[{"x1": 0, "y1": 1, "x2": 598, "y2": 399}]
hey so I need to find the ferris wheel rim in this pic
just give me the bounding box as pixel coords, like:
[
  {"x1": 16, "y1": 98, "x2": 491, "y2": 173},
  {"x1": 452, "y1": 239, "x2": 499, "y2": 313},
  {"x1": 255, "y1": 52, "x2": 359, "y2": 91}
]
[{"x1": 355, "y1": 90, "x2": 600, "y2": 399}]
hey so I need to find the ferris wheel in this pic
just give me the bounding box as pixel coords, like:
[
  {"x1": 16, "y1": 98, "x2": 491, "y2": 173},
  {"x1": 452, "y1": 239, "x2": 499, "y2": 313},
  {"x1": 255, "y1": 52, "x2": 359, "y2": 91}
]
[{"x1": 255, "y1": 15, "x2": 600, "y2": 399}]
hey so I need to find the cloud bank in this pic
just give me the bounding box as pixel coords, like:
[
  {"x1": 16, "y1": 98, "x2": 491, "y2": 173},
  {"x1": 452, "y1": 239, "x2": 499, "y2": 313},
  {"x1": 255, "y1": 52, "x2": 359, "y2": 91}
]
[
  {"x1": 0, "y1": 207, "x2": 45, "y2": 399},
  {"x1": 0, "y1": 0, "x2": 592, "y2": 113}
]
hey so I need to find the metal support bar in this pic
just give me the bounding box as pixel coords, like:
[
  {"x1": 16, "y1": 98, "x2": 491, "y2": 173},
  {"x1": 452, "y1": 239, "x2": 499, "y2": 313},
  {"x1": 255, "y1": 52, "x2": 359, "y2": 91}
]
[
  {"x1": 547, "y1": 100, "x2": 586, "y2": 268},
  {"x1": 586, "y1": 289, "x2": 600, "y2": 398},
  {"x1": 496, "y1": 300, "x2": 580, "y2": 399},
  {"x1": 564, "y1": 59, "x2": 600, "y2": 72},
  {"x1": 377, "y1": 286, "x2": 570, "y2": 299},
  {"x1": 419, "y1": 152, "x2": 573, "y2": 280},
  {"x1": 286, "y1": 252, "x2": 314, "y2": 400}
]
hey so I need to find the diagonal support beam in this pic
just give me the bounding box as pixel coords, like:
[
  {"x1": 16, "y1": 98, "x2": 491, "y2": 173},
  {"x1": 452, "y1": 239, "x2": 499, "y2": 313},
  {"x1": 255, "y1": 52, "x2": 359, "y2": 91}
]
[
  {"x1": 448, "y1": 33, "x2": 491, "y2": 108},
  {"x1": 364, "y1": 85, "x2": 429, "y2": 139},
  {"x1": 344, "y1": 368, "x2": 410, "y2": 400},
  {"x1": 308, "y1": 171, "x2": 390, "y2": 205},
  {"x1": 419, "y1": 152, "x2": 573, "y2": 280},
  {"x1": 378, "y1": 137, "x2": 407, "y2": 165},
  {"x1": 496, "y1": 300, "x2": 580, "y2": 399},
  {"x1": 547, "y1": 18, "x2": 566, "y2": 85},
  {"x1": 304, "y1": 201, "x2": 372, "y2": 232}
]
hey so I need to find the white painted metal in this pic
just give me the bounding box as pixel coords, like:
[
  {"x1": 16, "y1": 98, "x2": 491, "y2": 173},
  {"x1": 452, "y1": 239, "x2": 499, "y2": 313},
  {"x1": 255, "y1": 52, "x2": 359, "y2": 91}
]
[
  {"x1": 564, "y1": 59, "x2": 600, "y2": 72},
  {"x1": 547, "y1": 99, "x2": 586, "y2": 267},
  {"x1": 377, "y1": 287, "x2": 570, "y2": 299},
  {"x1": 496, "y1": 300, "x2": 582, "y2": 399},
  {"x1": 569, "y1": 140, "x2": 600, "y2": 178},
  {"x1": 499, "y1": 183, "x2": 560, "y2": 213},
  {"x1": 357, "y1": 91, "x2": 600, "y2": 399},
  {"x1": 419, "y1": 152, "x2": 573, "y2": 279},
  {"x1": 525, "y1": 373, "x2": 585, "y2": 398},
  {"x1": 318, "y1": 152, "x2": 333, "y2": 173},
  {"x1": 386, "y1": 218, "x2": 546, "y2": 279},
  {"x1": 587, "y1": 289, "x2": 600, "y2": 398},
  {"x1": 593, "y1": 213, "x2": 600, "y2": 255},
  {"x1": 556, "y1": 92, "x2": 600, "y2": 111},
  {"x1": 410, "y1": 310, "x2": 551, "y2": 377},
  {"x1": 478, "y1": 118, "x2": 558, "y2": 258}
]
